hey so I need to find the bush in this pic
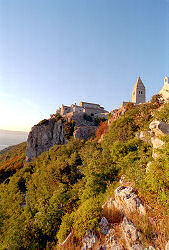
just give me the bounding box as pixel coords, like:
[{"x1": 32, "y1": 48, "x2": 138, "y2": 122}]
[
  {"x1": 150, "y1": 94, "x2": 164, "y2": 107},
  {"x1": 154, "y1": 103, "x2": 169, "y2": 123},
  {"x1": 56, "y1": 114, "x2": 62, "y2": 122},
  {"x1": 95, "y1": 121, "x2": 108, "y2": 140},
  {"x1": 125, "y1": 102, "x2": 135, "y2": 111},
  {"x1": 83, "y1": 113, "x2": 93, "y2": 122},
  {"x1": 94, "y1": 117, "x2": 106, "y2": 126},
  {"x1": 73, "y1": 196, "x2": 103, "y2": 238},
  {"x1": 57, "y1": 212, "x2": 75, "y2": 243},
  {"x1": 64, "y1": 120, "x2": 75, "y2": 139},
  {"x1": 37, "y1": 119, "x2": 49, "y2": 126}
]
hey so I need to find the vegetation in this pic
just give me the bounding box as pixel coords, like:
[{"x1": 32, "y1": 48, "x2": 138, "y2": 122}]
[
  {"x1": 94, "y1": 116, "x2": 106, "y2": 126},
  {"x1": 0, "y1": 100, "x2": 168, "y2": 248},
  {"x1": 83, "y1": 113, "x2": 93, "y2": 122},
  {"x1": 37, "y1": 119, "x2": 49, "y2": 126},
  {"x1": 64, "y1": 120, "x2": 75, "y2": 139}
]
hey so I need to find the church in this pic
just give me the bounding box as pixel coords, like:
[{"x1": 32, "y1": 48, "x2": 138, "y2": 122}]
[{"x1": 120, "y1": 76, "x2": 146, "y2": 108}]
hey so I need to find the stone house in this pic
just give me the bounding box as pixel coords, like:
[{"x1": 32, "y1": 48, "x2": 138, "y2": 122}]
[{"x1": 58, "y1": 102, "x2": 108, "y2": 117}]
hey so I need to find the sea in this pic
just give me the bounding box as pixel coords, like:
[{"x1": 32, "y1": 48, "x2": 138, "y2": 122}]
[{"x1": 0, "y1": 129, "x2": 28, "y2": 151}]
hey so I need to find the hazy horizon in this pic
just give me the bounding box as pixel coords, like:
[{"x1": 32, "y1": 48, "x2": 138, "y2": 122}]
[{"x1": 0, "y1": 129, "x2": 28, "y2": 150}]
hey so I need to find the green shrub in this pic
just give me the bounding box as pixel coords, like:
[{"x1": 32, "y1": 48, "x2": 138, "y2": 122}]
[
  {"x1": 56, "y1": 114, "x2": 62, "y2": 122},
  {"x1": 64, "y1": 120, "x2": 75, "y2": 139},
  {"x1": 57, "y1": 212, "x2": 75, "y2": 243},
  {"x1": 94, "y1": 117, "x2": 106, "y2": 126},
  {"x1": 83, "y1": 113, "x2": 93, "y2": 122},
  {"x1": 154, "y1": 103, "x2": 169, "y2": 123},
  {"x1": 73, "y1": 196, "x2": 103, "y2": 238},
  {"x1": 37, "y1": 119, "x2": 49, "y2": 126}
]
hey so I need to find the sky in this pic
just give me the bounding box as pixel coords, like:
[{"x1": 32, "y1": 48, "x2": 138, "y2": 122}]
[{"x1": 0, "y1": 0, "x2": 169, "y2": 132}]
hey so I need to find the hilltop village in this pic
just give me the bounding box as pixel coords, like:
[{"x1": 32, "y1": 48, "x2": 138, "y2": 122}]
[
  {"x1": 51, "y1": 76, "x2": 169, "y2": 120},
  {"x1": 56, "y1": 101, "x2": 109, "y2": 118},
  {"x1": 55, "y1": 76, "x2": 147, "y2": 120}
]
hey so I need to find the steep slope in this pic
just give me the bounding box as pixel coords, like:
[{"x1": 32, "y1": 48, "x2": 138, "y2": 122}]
[{"x1": 0, "y1": 97, "x2": 168, "y2": 249}]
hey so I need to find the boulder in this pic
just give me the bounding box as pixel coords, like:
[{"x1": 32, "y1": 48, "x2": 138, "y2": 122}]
[
  {"x1": 151, "y1": 136, "x2": 164, "y2": 159},
  {"x1": 166, "y1": 241, "x2": 169, "y2": 250},
  {"x1": 144, "y1": 247, "x2": 156, "y2": 250},
  {"x1": 73, "y1": 126, "x2": 97, "y2": 140},
  {"x1": 99, "y1": 217, "x2": 109, "y2": 235},
  {"x1": 149, "y1": 120, "x2": 169, "y2": 159},
  {"x1": 114, "y1": 186, "x2": 146, "y2": 216},
  {"x1": 136, "y1": 131, "x2": 151, "y2": 143},
  {"x1": 105, "y1": 228, "x2": 123, "y2": 250},
  {"x1": 82, "y1": 230, "x2": 98, "y2": 250},
  {"x1": 121, "y1": 217, "x2": 142, "y2": 248},
  {"x1": 149, "y1": 121, "x2": 169, "y2": 137}
]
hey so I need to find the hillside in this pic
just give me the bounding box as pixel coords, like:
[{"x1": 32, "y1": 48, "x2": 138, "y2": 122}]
[{"x1": 0, "y1": 96, "x2": 168, "y2": 249}]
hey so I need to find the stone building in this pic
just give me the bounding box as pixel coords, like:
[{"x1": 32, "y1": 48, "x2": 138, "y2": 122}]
[
  {"x1": 132, "y1": 76, "x2": 146, "y2": 104},
  {"x1": 57, "y1": 101, "x2": 108, "y2": 117},
  {"x1": 159, "y1": 76, "x2": 169, "y2": 102}
]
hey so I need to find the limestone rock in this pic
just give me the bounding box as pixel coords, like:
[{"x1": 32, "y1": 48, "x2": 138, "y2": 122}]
[
  {"x1": 146, "y1": 162, "x2": 152, "y2": 173},
  {"x1": 144, "y1": 246, "x2": 156, "y2": 250},
  {"x1": 149, "y1": 120, "x2": 169, "y2": 159},
  {"x1": 99, "y1": 217, "x2": 109, "y2": 235},
  {"x1": 25, "y1": 118, "x2": 66, "y2": 163},
  {"x1": 82, "y1": 230, "x2": 98, "y2": 250},
  {"x1": 136, "y1": 131, "x2": 151, "y2": 143},
  {"x1": 114, "y1": 186, "x2": 146, "y2": 216},
  {"x1": 121, "y1": 217, "x2": 142, "y2": 248},
  {"x1": 73, "y1": 126, "x2": 97, "y2": 140},
  {"x1": 149, "y1": 121, "x2": 169, "y2": 137},
  {"x1": 26, "y1": 112, "x2": 99, "y2": 162},
  {"x1": 105, "y1": 228, "x2": 123, "y2": 250},
  {"x1": 166, "y1": 241, "x2": 169, "y2": 250},
  {"x1": 130, "y1": 244, "x2": 144, "y2": 250},
  {"x1": 151, "y1": 136, "x2": 164, "y2": 159}
]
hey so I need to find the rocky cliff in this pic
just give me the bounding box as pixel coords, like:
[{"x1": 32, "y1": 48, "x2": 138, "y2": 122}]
[
  {"x1": 25, "y1": 112, "x2": 99, "y2": 162},
  {"x1": 25, "y1": 118, "x2": 66, "y2": 162}
]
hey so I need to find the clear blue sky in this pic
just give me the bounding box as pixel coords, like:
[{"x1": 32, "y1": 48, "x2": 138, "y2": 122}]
[{"x1": 0, "y1": 0, "x2": 168, "y2": 131}]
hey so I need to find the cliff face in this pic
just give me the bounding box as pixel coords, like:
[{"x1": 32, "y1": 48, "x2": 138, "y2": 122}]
[
  {"x1": 25, "y1": 118, "x2": 66, "y2": 163},
  {"x1": 25, "y1": 112, "x2": 99, "y2": 162}
]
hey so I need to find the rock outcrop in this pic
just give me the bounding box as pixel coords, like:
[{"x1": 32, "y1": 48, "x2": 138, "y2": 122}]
[
  {"x1": 114, "y1": 186, "x2": 146, "y2": 216},
  {"x1": 149, "y1": 120, "x2": 169, "y2": 136},
  {"x1": 61, "y1": 184, "x2": 168, "y2": 249},
  {"x1": 25, "y1": 118, "x2": 66, "y2": 162},
  {"x1": 149, "y1": 120, "x2": 169, "y2": 159},
  {"x1": 82, "y1": 230, "x2": 98, "y2": 250},
  {"x1": 26, "y1": 112, "x2": 100, "y2": 162},
  {"x1": 73, "y1": 126, "x2": 97, "y2": 140}
]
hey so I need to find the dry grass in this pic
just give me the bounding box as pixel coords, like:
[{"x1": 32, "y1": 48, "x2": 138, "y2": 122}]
[
  {"x1": 103, "y1": 202, "x2": 123, "y2": 224},
  {"x1": 127, "y1": 206, "x2": 169, "y2": 249},
  {"x1": 57, "y1": 233, "x2": 82, "y2": 250}
]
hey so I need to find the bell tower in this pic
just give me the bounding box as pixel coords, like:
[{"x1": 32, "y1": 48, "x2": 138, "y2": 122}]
[{"x1": 132, "y1": 76, "x2": 146, "y2": 104}]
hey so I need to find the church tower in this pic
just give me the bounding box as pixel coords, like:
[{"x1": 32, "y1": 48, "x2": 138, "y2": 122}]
[{"x1": 132, "y1": 76, "x2": 146, "y2": 104}]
